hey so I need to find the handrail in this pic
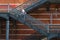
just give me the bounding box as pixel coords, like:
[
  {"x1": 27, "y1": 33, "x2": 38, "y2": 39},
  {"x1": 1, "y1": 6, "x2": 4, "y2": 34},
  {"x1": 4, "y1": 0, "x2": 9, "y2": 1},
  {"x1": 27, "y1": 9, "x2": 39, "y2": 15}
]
[
  {"x1": 10, "y1": 0, "x2": 42, "y2": 11},
  {"x1": 10, "y1": 8, "x2": 48, "y2": 35},
  {"x1": 10, "y1": 0, "x2": 30, "y2": 10}
]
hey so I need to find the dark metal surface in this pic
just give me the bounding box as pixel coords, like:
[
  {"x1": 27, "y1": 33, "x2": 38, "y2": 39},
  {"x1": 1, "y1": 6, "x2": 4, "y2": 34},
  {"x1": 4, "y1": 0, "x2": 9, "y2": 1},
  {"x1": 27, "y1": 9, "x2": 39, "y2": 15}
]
[
  {"x1": 0, "y1": 13, "x2": 9, "y2": 19},
  {"x1": 48, "y1": 0, "x2": 60, "y2": 4},
  {"x1": 6, "y1": 18, "x2": 9, "y2": 40}
]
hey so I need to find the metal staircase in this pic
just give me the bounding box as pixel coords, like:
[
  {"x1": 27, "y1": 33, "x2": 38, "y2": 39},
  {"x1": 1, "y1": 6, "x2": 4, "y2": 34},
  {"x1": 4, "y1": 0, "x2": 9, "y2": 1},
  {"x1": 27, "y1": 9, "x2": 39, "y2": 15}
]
[
  {"x1": 10, "y1": 8, "x2": 59, "y2": 40},
  {"x1": 13, "y1": 0, "x2": 47, "y2": 12},
  {"x1": 10, "y1": 9, "x2": 48, "y2": 35},
  {"x1": 10, "y1": 0, "x2": 48, "y2": 35},
  {"x1": 9, "y1": 0, "x2": 60, "y2": 40},
  {"x1": 0, "y1": 0, "x2": 60, "y2": 40}
]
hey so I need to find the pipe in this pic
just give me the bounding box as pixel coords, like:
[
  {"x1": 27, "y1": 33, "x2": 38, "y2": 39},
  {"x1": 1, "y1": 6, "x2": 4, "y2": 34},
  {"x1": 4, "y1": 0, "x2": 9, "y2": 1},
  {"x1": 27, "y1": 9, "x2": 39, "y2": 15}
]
[{"x1": 6, "y1": 18, "x2": 9, "y2": 40}]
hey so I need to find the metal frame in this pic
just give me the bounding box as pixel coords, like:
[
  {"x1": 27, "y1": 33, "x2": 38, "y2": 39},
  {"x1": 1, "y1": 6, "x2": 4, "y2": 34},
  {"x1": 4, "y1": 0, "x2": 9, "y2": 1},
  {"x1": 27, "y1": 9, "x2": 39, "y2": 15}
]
[
  {"x1": 25, "y1": 0, "x2": 47, "y2": 12},
  {"x1": 0, "y1": 0, "x2": 60, "y2": 40},
  {"x1": 6, "y1": 17, "x2": 9, "y2": 40},
  {"x1": 0, "y1": 13, "x2": 9, "y2": 40}
]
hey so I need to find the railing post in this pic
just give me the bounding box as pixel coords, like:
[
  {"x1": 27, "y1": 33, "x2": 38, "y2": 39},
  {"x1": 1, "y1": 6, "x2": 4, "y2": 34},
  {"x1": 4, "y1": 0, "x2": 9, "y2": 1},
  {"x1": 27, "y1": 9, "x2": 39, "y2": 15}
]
[
  {"x1": 47, "y1": 37, "x2": 50, "y2": 40},
  {"x1": 8, "y1": 3, "x2": 10, "y2": 12},
  {"x1": 46, "y1": 24, "x2": 49, "y2": 33},
  {"x1": 6, "y1": 18, "x2": 9, "y2": 40},
  {"x1": 47, "y1": 25, "x2": 49, "y2": 33},
  {"x1": 6, "y1": 1, "x2": 10, "y2": 40}
]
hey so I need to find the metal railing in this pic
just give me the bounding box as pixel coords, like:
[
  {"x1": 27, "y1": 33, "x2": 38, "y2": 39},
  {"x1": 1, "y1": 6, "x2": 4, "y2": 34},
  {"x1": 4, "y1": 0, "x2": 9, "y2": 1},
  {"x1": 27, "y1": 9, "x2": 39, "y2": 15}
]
[
  {"x1": 0, "y1": 4, "x2": 10, "y2": 12},
  {"x1": 10, "y1": 9, "x2": 48, "y2": 35},
  {"x1": 0, "y1": 0, "x2": 60, "y2": 34},
  {"x1": 0, "y1": 4, "x2": 18, "y2": 12},
  {"x1": 10, "y1": 0, "x2": 60, "y2": 34},
  {"x1": 10, "y1": 9, "x2": 60, "y2": 34},
  {"x1": 15, "y1": 0, "x2": 40, "y2": 10}
]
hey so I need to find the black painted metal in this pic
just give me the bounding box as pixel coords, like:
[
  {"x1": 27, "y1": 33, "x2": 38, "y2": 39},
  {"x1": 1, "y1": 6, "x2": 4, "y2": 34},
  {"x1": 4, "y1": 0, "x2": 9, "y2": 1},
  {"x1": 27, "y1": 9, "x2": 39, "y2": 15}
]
[
  {"x1": 0, "y1": 13, "x2": 9, "y2": 19},
  {"x1": 0, "y1": 0, "x2": 60, "y2": 40},
  {"x1": 0, "y1": 18, "x2": 2, "y2": 39},
  {"x1": 6, "y1": 18, "x2": 9, "y2": 40},
  {"x1": 48, "y1": 0, "x2": 60, "y2": 4}
]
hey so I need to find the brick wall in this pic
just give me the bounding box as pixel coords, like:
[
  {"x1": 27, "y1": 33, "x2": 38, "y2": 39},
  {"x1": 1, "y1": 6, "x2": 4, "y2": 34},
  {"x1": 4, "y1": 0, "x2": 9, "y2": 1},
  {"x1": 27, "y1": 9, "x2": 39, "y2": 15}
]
[
  {"x1": 0, "y1": 0, "x2": 27, "y2": 12},
  {"x1": 0, "y1": 0, "x2": 27, "y2": 4},
  {"x1": 0, "y1": 2, "x2": 60, "y2": 40}
]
